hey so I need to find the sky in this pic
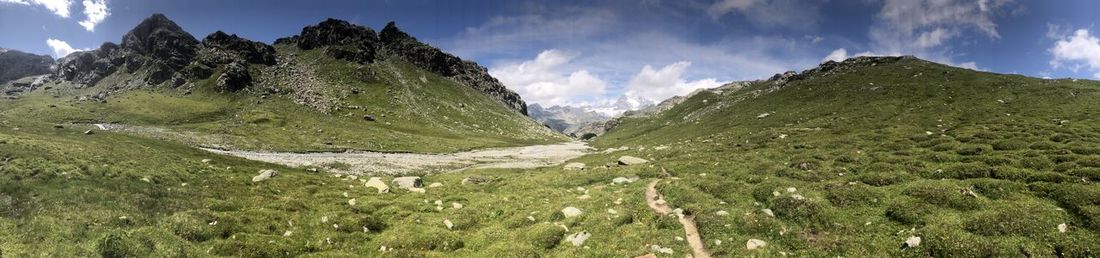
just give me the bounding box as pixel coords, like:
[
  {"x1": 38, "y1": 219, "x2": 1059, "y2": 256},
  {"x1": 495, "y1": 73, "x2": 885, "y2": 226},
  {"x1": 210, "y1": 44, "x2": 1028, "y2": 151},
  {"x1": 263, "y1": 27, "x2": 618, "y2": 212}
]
[{"x1": 3, "y1": 0, "x2": 1100, "y2": 113}]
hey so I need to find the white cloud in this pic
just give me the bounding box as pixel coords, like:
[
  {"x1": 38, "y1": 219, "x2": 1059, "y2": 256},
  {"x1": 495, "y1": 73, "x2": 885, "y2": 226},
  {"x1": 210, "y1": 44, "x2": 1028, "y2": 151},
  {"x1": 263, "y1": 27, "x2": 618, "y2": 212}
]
[
  {"x1": 489, "y1": 49, "x2": 610, "y2": 107},
  {"x1": 914, "y1": 27, "x2": 957, "y2": 48},
  {"x1": 822, "y1": 48, "x2": 848, "y2": 63},
  {"x1": 1049, "y1": 29, "x2": 1100, "y2": 79},
  {"x1": 1, "y1": 0, "x2": 72, "y2": 18},
  {"x1": 46, "y1": 38, "x2": 87, "y2": 58},
  {"x1": 624, "y1": 61, "x2": 722, "y2": 103},
  {"x1": 870, "y1": 0, "x2": 1009, "y2": 53},
  {"x1": 77, "y1": 0, "x2": 108, "y2": 32}
]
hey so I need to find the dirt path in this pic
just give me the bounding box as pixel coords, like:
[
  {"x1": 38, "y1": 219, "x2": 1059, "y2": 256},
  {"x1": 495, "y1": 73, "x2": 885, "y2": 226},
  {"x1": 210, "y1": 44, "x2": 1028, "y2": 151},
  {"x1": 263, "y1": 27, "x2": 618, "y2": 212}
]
[
  {"x1": 202, "y1": 141, "x2": 592, "y2": 175},
  {"x1": 646, "y1": 180, "x2": 712, "y2": 258}
]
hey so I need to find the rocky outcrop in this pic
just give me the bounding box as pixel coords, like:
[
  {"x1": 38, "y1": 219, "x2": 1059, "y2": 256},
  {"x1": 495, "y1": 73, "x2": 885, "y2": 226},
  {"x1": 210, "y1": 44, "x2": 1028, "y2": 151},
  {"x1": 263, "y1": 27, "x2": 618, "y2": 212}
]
[
  {"x1": 53, "y1": 14, "x2": 275, "y2": 92},
  {"x1": 570, "y1": 119, "x2": 619, "y2": 140},
  {"x1": 121, "y1": 13, "x2": 199, "y2": 71},
  {"x1": 0, "y1": 49, "x2": 54, "y2": 84},
  {"x1": 275, "y1": 19, "x2": 529, "y2": 115}
]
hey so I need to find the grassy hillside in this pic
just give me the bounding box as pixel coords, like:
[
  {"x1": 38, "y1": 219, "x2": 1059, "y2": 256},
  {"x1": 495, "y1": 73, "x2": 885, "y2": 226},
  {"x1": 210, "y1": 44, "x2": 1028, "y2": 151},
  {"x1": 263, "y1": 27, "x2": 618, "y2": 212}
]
[
  {"x1": 1, "y1": 45, "x2": 564, "y2": 153},
  {"x1": 590, "y1": 57, "x2": 1100, "y2": 256}
]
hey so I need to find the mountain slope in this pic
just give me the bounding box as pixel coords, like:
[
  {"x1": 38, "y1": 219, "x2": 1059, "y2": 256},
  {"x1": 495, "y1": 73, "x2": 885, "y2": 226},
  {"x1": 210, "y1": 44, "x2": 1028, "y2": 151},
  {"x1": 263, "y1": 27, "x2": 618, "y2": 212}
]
[
  {"x1": 591, "y1": 56, "x2": 1100, "y2": 256},
  {"x1": 0, "y1": 49, "x2": 53, "y2": 84},
  {"x1": 4, "y1": 14, "x2": 563, "y2": 152}
]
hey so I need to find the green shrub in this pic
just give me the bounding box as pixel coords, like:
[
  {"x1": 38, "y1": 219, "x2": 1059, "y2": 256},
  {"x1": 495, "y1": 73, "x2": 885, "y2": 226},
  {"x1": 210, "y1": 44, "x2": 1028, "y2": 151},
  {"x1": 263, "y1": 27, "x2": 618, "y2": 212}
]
[
  {"x1": 377, "y1": 225, "x2": 464, "y2": 251},
  {"x1": 858, "y1": 172, "x2": 915, "y2": 186},
  {"x1": 966, "y1": 178, "x2": 1026, "y2": 199},
  {"x1": 1071, "y1": 147, "x2": 1100, "y2": 155},
  {"x1": 956, "y1": 144, "x2": 991, "y2": 156},
  {"x1": 166, "y1": 210, "x2": 232, "y2": 242},
  {"x1": 1050, "y1": 134, "x2": 1072, "y2": 143},
  {"x1": 825, "y1": 184, "x2": 881, "y2": 206},
  {"x1": 1028, "y1": 141, "x2": 1057, "y2": 150},
  {"x1": 1076, "y1": 158, "x2": 1100, "y2": 168},
  {"x1": 885, "y1": 198, "x2": 935, "y2": 225},
  {"x1": 965, "y1": 202, "x2": 1065, "y2": 236},
  {"x1": 1069, "y1": 168, "x2": 1100, "y2": 181},
  {"x1": 524, "y1": 224, "x2": 566, "y2": 249},
  {"x1": 1019, "y1": 157, "x2": 1054, "y2": 170},
  {"x1": 97, "y1": 231, "x2": 151, "y2": 258},
  {"x1": 771, "y1": 195, "x2": 826, "y2": 224},
  {"x1": 935, "y1": 163, "x2": 992, "y2": 179},
  {"x1": 991, "y1": 140, "x2": 1028, "y2": 151},
  {"x1": 905, "y1": 180, "x2": 981, "y2": 210}
]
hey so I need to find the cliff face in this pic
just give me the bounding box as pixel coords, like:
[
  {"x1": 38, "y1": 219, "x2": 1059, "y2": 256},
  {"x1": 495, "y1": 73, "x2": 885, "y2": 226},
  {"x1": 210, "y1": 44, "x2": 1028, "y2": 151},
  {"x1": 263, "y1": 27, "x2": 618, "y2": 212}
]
[
  {"x1": 276, "y1": 20, "x2": 528, "y2": 115},
  {"x1": 0, "y1": 49, "x2": 54, "y2": 84}
]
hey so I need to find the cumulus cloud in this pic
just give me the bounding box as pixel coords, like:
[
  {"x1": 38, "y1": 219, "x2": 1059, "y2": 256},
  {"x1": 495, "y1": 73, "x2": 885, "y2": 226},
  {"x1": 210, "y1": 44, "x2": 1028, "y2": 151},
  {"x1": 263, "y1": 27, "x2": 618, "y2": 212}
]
[
  {"x1": 624, "y1": 61, "x2": 722, "y2": 103},
  {"x1": 46, "y1": 38, "x2": 87, "y2": 58},
  {"x1": 865, "y1": 0, "x2": 1013, "y2": 72},
  {"x1": 77, "y1": 0, "x2": 108, "y2": 31},
  {"x1": 1049, "y1": 29, "x2": 1100, "y2": 79},
  {"x1": 822, "y1": 48, "x2": 848, "y2": 63},
  {"x1": 489, "y1": 49, "x2": 610, "y2": 107},
  {"x1": 1, "y1": 0, "x2": 72, "y2": 18}
]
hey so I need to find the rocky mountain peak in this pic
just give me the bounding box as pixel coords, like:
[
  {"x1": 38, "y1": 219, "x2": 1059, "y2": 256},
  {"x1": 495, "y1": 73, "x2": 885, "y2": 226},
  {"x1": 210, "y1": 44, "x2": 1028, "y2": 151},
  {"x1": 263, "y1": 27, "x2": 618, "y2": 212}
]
[
  {"x1": 291, "y1": 18, "x2": 379, "y2": 51},
  {"x1": 120, "y1": 13, "x2": 199, "y2": 69},
  {"x1": 0, "y1": 49, "x2": 54, "y2": 84},
  {"x1": 379, "y1": 21, "x2": 413, "y2": 43},
  {"x1": 202, "y1": 31, "x2": 277, "y2": 65}
]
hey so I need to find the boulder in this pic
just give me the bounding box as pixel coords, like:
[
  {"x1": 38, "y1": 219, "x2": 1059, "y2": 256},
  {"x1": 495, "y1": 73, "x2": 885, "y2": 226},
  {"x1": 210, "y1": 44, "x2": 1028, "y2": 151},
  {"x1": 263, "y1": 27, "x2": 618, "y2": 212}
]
[
  {"x1": 565, "y1": 231, "x2": 591, "y2": 247},
  {"x1": 563, "y1": 162, "x2": 586, "y2": 170},
  {"x1": 561, "y1": 207, "x2": 583, "y2": 218},
  {"x1": 461, "y1": 175, "x2": 492, "y2": 185},
  {"x1": 252, "y1": 169, "x2": 277, "y2": 182},
  {"x1": 746, "y1": 239, "x2": 767, "y2": 250},
  {"x1": 902, "y1": 236, "x2": 921, "y2": 250},
  {"x1": 611, "y1": 177, "x2": 638, "y2": 184},
  {"x1": 364, "y1": 177, "x2": 390, "y2": 193},
  {"x1": 392, "y1": 176, "x2": 423, "y2": 190},
  {"x1": 617, "y1": 156, "x2": 649, "y2": 165}
]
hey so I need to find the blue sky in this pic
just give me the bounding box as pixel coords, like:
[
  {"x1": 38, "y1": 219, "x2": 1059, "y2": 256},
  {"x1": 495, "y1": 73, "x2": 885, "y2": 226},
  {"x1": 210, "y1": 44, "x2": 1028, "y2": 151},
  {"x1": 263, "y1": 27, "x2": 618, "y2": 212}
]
[{"x1": 2, "y1": 0, "x2": 1100, "y2": 110}]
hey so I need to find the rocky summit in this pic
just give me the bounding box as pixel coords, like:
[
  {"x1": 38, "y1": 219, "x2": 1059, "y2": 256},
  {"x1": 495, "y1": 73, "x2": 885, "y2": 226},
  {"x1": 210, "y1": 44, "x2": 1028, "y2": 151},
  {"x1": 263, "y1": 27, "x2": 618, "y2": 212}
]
[{"x1": 0, "y1": 49, "x2": 54, "y2": 84}]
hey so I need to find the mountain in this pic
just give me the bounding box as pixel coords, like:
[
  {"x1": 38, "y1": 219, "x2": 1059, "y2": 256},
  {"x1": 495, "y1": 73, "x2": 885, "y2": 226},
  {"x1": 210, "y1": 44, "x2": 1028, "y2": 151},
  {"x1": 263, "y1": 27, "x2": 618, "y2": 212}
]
[
  {"x1": 590, "y1": 56, "x2": 1100, "y2": 256},
  {"x1": 527, "y1": 103, "x2": 611, "y2": 136},
  {"x1": 4, "y1": 14, "x2": 562, "y2": 152},
  {"x1": 0, "y1": 48, "x2": 54, "y2": 84}
]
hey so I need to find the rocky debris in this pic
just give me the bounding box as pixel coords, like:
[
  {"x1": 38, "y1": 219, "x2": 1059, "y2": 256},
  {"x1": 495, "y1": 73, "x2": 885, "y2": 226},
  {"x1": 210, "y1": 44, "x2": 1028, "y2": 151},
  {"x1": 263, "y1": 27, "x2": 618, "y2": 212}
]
[
  {"x1": 461, "y1": 175, "x2": 492, "y2": 185},
  {"x1": 649, "y1": 245, "x2": 674, "y2": 254},
  {"x1": 565, "y1": 231, "x2": 591, "y2": 247},
  {"x1": 83, "y1": 130, "x2": 94, "y2": 135},
  {"x1": 252, "y1": 169, "x2": 277, "y2": 182},
  {"x1": 960, "y1": 187, "x2": 978, "y2": 198},
  {"x1": 746, "y1": 239, "x2": 767, "y2": 250},
  {"x1": 716, "y1": 210, "x2": 729, "y2": 216},
  {"x1": 761, "y1": 208, "x2": 775, "y2": 217},
  {"x1": 443, "y1": 219, "x2": 454, "y2": 230},
  {"x1": 563, "y1": 162, "x2": 586, "y2": 170},
  {"x1": 392, "y1": 176, "x2": 423, "y2": 192},
  {"x1": 201, "y1": 31, "x2": 276, "y2": 65},
  {"x1": 0, "y1": 49, "x2": 54, "y2": 84},
  {"x1": 428, "y1": 182, "x2": 443, "y2": 188},
  {"x1": 1058, "y1": 223, "x2": 1068, "y2": 233},
  {"x1": 363, "y1": 115, "x2": 376, "y2": 122},
  {"x1": 365, "y1": 177, "x2": 390, "y2": 193},
  {"x1": 561, "y1": 206, "x2": 583, "y2": 218},
  {"x1": 612, "y1": 177, "x2": 639, "y2": 184},
  {"x1": 618, "y1": 156, "x2": 649, "y2": 165},
  {"x1": 756, "y1": 112, "x2": 771, "y2": 119},
  {"x1": 451, "y1": 202, "x2": 463, "y2": 209},
  {"x1": 215, "y1": 61, "x2": 251, "y2": 91},
  {"x1": 901, "y1": 236, "x2": 921, "y2": 250},
  {"x1": 379, "y1": 21, "x2": 528, "y2": 115},
  {"x1": 347, "y1": 198, "x2": 357, "y2": 206}
]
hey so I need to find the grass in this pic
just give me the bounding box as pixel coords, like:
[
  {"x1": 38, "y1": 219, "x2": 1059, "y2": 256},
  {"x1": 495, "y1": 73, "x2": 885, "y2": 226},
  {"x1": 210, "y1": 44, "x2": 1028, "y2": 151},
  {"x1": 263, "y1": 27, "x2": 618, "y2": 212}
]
[
  {"x1": 3, "y1": 55, "x2": 1100, "y2": 256},
  {"x1": 590, "y1": 57, "x2": 1100, "y2": 256}
]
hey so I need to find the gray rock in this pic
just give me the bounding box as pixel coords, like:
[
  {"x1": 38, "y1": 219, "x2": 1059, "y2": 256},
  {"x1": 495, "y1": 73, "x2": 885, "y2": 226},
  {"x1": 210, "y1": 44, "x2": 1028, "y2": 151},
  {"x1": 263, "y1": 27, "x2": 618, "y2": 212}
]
[
  {"x1": 617, "y1": 156, "x2": 649, "y2": 165},
  {"x1": 461, "y1": 175, "x2": 492, "y2": 185},
  {"x1": 252, "y1": 169, "x2": 277, "y2": 182},
  {"x1": 561, "y1": 206, "x2": 583, "y2": 218},
  {"x1": 563, "y1": 162, "x2": 586, "y2": 171},
  {"x1": 365, "y1": 177, "x2": 390, "y2": 193},
  {"x1": 746, "y1": 239, "x2": 767, "y2": 250},
  {"x1": 565, "y1": 231, "x2": 591, "y2": 247},
  {"x1": 392, "y1": 176, "x2": 423, "y2": 190}
]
